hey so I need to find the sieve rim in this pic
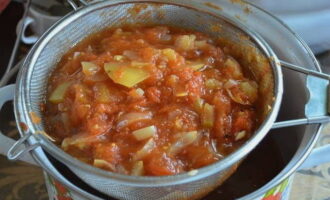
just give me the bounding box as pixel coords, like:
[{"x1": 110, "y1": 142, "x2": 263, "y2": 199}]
[{"x1": 18, "y1": 0, "x2": 283, "y2": 186}]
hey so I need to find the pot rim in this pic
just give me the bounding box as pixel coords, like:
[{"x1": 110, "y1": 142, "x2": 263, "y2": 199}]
[
  {"x1": 238, "y1": 1, "x2": 323, "y2": 198},
  {"x1": 15, "y1": 0, "x2": 283, "y2": 187}
]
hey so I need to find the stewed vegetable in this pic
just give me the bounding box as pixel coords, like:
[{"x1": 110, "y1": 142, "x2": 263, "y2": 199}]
[{"x1": 44, "y1": 25, "x2": 259, "y2": 176}]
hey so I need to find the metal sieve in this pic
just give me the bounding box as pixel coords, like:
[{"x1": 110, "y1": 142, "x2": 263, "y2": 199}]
[{"x1": 6, "y1": 0, "x2": 330, "y2": 199}]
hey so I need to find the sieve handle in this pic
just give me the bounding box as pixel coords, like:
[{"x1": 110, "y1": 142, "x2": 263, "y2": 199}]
[
  {"x1": 272, "y1": 60, "x2": 330, "y2": 129},
  {"x1": 66, "y1": 0, "x2": 89, "y2": 11},
  {"x1": 0, "y1": 84, "x2": 38, "y2": 166},
  {"x1": 272, "y1": 116, "x2": 330, "y2": 129},
  {"x1": 280, "y1": 60, "x2": 330, "y2": 80}
]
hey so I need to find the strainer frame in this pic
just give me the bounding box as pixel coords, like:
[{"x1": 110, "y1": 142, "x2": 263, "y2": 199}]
[{"x1": 13, "y1": 0, "x2": 283, "y2": 188}]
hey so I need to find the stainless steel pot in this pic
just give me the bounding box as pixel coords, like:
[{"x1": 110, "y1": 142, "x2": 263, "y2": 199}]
[{"x1": 1, "y1": 0, "x2": 330, "y2": 199}]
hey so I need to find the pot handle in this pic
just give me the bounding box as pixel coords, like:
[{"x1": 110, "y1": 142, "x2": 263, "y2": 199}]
[
  {"x1": 0, "y1": 84, "x2": 38, "y2": 166},
  {"x1": 17, "y1": 16, "x2": 39, "y2": 45}
]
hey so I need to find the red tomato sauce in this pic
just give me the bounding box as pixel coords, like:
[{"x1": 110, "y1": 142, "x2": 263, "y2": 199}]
[{"x1": 44, "y1": 25, "x2": 259, "y2": 176}]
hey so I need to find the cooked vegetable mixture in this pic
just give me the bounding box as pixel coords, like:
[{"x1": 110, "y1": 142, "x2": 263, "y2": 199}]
[{"x1": 44, "y1": 26, "x2": 259, "y2": 176}]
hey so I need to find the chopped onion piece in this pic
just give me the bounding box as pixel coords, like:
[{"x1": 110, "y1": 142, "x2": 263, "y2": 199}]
[
  {"x1": 224, "y1": 79, "x2": 238, "y2": 89},
  {"x1": 82, "y1": 62, "x2": 99, "y2": 76},
  {"x1": 131, "y1": 161, "x2": 144, "y2": 176},
  {"x1": 194, "y1": 97, "x2": 204, "y2": 113},
  {"x1": 93, "y1": 159, "x2": 116, "y2": 171},
  {"x1": 131, "y1": 61, "x2": 150, "y2": 68},
  {"x1": 135, "y1": 88, "x2": 144, "y2": 96},
  {"x1": 201, "y1": 103, "x2": 215, "y2": 128},
  {"x1": 49, "y1": 82, "x2": 72, "y2": 103},
  {"x1": 61, "y1": 133, "x2": 106, "y2": 150},
  {"x1": 235, "y1": 131, "x2": 246, "y2": 141},
  {"x1": 117, "y1": 112, "x2": 152, "y2": 129},
  {"x1": 225, "y1": 80, "x2": 257, "y2": 105},
  {"x1": 132, "y1": 125, "x2": 157, "y2": 141},
  {"x1": 175, "y1": 91, "x2": 188, "y2": 97},
  {"x1": 133, "y1": 138, "x2": 156, "y2": 161},
  {"x1": 187, "y1": 62, "x2": 205, "y2": 71},
  {"x1": 187, "y1": 169, "x2": 198, "y2": 176},
  {"x1": 73, "y1": 52, "x2": 81, "y2": 59},
  {"x1": 168, "y1": 131, "x2": 198, "y2": 156},
  {"x1": 205, "y1": 79, "x2": 222, "y2": 89},
  {"x1": 162, "y1": 48, "x2": 177, "y2": 61},
  {"x1": 104, "y1": 62, "x2": 150, "y2": 88},
  {"x1": 85, "y1": 73, "x2": 108, "y2": 82},
  {"x1": 223, "y1": 57, "x2": 243, "y2": 79},
  {"x1": 114, "y1": 55, "x2": 124, "y2": 61},
  {"x1": 239, "y1": 81, "x2": 258, "y2": 103},
  {"x1": 94, "y1": 83, "x2": 112, "y2": 103},
  {"x1": 129, "y1": 88, "x2": 145, "y2": 99},
  {"x1": 175, "y1": 35, "x2": 196, "y2": 51}
]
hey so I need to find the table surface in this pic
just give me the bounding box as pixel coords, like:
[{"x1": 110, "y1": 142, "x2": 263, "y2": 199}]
[{"x1": 1, "y1": 2, "x2": 330, "y2": 200}]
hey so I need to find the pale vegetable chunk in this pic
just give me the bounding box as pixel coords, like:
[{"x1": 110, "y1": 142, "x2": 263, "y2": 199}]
[
  {"x1": 131, "y1": 161, "x2": 144, "y2": 176},
  {"x1": 225, "y1": 80, "x2": 258, "y2": 105},
  {"x1": 114, "y1": 55, "x2": 124, "y2": 61},
  {"x1": 135, "y1": 88, "x2": 145, "y2": 96},
  {"x1": 168, "y1": 131, "x2": 198, "y2": 156},
  {"x1": 131, "y1": 61, "x2": 150, "y2": 68},
  {"x1": 175, "y1": 91, "x2": 188, "y2": 97},
  {"x1": 239, "y1": 81, "x2": 258, "y2": 103},
  {"x1": 235, "y1": 131, "x2": 246, "y2": 141},
  {"x1": 187, "y1": 62, "x2": 205, "y2": 71},
  {"x1": 61, "y1": 133, "x2": 104, "y2": 150},
  {"x1": 162, "y1": 48, "x2": 177, "y2": 61},
  {"x1": 94, "y1": 83, "x2": 112, "y2": 103},
  {"x1": 175, "y1": 35, "x2": 196, "y2": 51},
  {"x1": 202, "y1": 103, "x2": 215, "y2": 128},
  {"x1": 81, "y1": 62, "x2": 99, "y2": 76},
  {"x1": 132, "y1": 125, "x2": 157, "y2": 141},
  {"x1": 129, "y1": 88, "x2": 145, "y2": 99},
  {"x1": 93, "y1": 159, "x2": 116, "y2": 171},
  {"x1": 194, "y1": 97, "x2": 205, "y2": 113},
  {"x1": 49, "y1": 82, "x2": 72, "y2": 103},
  {"x1": 223, "y1": 57, "x2": 243, "y2": 79},
  {"x1": 133, "y1": 138, "x2": 156, "y2": 161},
  {"x1": 104, "y1": 62, "x2": 150, "y2": 88},
  {"x1": 117, "y1": 112, "x2": 152, "y2": 129},
  {"x1": 205, "y1": 79, "x2": 222, "y2": 89}
]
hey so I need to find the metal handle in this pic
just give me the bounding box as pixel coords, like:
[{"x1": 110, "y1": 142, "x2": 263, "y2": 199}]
[
  {"x1": 7, "y1": 132, "x2": 39, "y2": 160},
  {"x1": 18, "y1": 16, "x2": 39, "y2": 44},
  {"x1": 0, "y1": 84, "x2": 38, "y2": 165},
  {"x1": 66, "y1": 0, "x2": 89, "y2": 11},
  {"x1": 273, "y1": 60, "x2": 330, "y2": 129},
  {"x1": 280, "y1": 60, "x2": 330, "y2": 80},
  {"x1": 273, "y1": 116, "x2": 330, "y2": 129}
]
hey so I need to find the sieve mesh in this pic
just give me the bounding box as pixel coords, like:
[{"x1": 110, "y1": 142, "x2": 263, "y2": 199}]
[{"x1": 21, "y1": 1, "x2": 278, "y2": 199}]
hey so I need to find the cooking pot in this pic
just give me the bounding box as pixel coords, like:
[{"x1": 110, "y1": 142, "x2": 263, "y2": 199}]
[{"x1": 1, "y1": 0, "x2": 330, "y2": 199}]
